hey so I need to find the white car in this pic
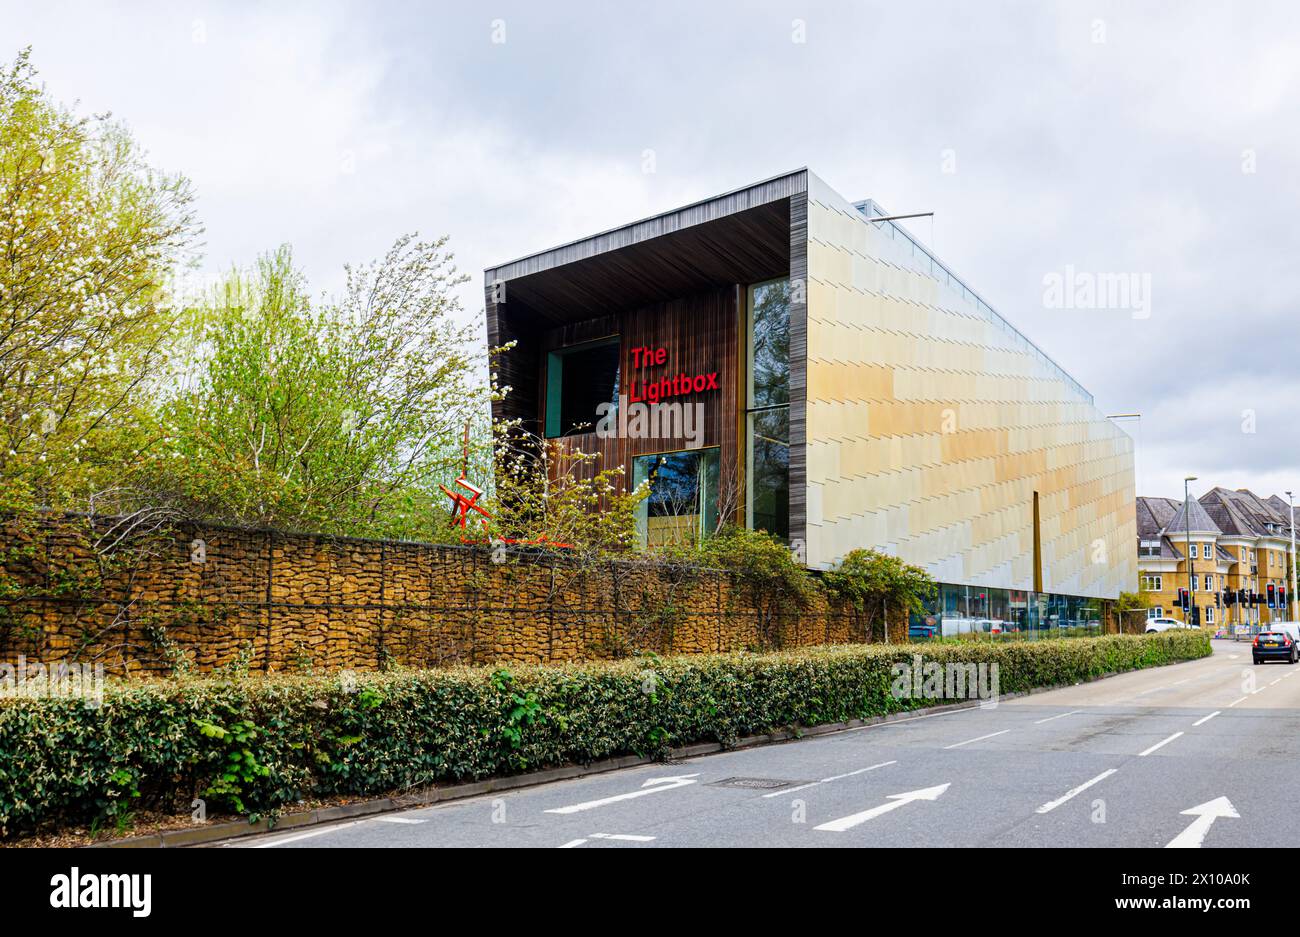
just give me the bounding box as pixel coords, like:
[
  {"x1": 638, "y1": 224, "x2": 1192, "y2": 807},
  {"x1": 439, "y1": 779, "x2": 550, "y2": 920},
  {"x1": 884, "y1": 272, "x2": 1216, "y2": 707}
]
[{"x1": 1145, "y1": 617, "x2": 1192, "y2": 633}]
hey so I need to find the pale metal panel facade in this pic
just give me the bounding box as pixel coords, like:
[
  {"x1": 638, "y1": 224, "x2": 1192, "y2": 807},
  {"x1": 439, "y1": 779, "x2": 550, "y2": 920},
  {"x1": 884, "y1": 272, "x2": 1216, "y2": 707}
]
[{"x1": 802, "y1": 173, "x2": 1137, "y2": 599}]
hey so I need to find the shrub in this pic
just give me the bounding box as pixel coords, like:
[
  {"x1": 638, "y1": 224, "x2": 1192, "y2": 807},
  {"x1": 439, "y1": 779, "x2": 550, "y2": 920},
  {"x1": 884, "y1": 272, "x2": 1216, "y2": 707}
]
[{"x1": 0, "y1": 630, "x2": 1210, "y2": 837}]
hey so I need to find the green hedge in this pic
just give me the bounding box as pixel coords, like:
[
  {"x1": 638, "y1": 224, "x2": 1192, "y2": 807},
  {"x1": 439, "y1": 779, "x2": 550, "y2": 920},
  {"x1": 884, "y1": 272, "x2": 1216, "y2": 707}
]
[{"x1": 0, "y1": 631, "x2": 1210, "y2": 836}]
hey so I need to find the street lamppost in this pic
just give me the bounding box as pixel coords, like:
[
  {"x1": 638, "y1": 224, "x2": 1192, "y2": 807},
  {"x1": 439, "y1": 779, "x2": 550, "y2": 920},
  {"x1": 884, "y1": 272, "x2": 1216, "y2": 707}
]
[
  {"x1": 1288, "y1": 491, "x2": 1297, "y2": 622},
  {"x1": 1184, "y1": 476, "x2": 1198, "y2": 627}
]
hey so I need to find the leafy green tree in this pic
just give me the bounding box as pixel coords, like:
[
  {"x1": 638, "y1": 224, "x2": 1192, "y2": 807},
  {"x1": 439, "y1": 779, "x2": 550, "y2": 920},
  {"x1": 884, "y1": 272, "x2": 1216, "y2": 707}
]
[
  {"x1": 822, "y1": 548, "x2": 937, "y2": 641},
  {"x1": 0, "y1": 49, "x2": 197, "y2": 510},
  {"x1": 152, "y1": 237, "x2": 492, "y2": 538},
  {"x1": 1116, "y1": 590, "x2": 1149, "y2": 613},
  {"x1": 822, "y1": 548, "x2": 936, "y2": 615}
]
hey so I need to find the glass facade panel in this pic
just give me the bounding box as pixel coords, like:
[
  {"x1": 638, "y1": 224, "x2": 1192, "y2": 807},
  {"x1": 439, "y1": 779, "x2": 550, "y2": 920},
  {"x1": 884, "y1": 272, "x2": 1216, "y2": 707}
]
[
  {"x1": 746, "y1": 279, "x2": 791, "y2": 540},
  {"x1": 920, "y1": 583, "x2": 1105, "y2": 640},
  {"x1": 748, "y1": 279, "x2": 790, "y2": 409},
  {"x1": 545, "y1": 337, "x2": 620, "y2": 437},
  {"x1": 632, "y1": 447, "x2": 720, "y2": 547},
  {"x1": 746, "y1": 408, "x2": 789, "y2": 539}
]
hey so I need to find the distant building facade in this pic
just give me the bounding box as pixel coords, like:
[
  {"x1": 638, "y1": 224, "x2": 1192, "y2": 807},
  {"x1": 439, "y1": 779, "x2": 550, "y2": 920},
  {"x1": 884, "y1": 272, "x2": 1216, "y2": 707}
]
[{"x1": 1137, "y1": 488, "x2": 1297, "y2": 629}]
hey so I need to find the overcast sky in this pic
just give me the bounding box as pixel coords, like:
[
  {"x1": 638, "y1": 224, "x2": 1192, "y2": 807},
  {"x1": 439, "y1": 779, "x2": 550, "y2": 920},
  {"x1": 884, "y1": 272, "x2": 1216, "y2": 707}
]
[{"x1": 7, "y1": 0, "x2": 1300, "y2": 505}]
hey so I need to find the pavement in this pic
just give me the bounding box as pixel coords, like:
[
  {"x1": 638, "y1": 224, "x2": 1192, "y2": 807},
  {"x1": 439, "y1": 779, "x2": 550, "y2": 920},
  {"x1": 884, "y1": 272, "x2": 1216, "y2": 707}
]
[{"x1": 216, "y1": 639, "x2": 1300, "y2": 849}]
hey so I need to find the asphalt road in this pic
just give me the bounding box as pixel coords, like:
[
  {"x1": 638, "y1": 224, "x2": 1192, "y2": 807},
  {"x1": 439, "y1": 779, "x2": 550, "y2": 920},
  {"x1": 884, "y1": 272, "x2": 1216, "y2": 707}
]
[{"x1": 219, "y1": 639, "x2": 1300, "y2": 849}]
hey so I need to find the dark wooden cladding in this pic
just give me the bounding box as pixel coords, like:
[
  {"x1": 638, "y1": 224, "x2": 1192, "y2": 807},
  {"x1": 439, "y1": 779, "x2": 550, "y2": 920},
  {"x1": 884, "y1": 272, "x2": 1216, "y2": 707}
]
[
  {"x1": 545, "y1": 285, "x2": 740, "y2": 511},
  {"x1": 787, "y1": 193, "x2": 808, "y2": 550},
  {"x1": 486, "y1": 289, "x2": 544, "y2": 436},
  {"x1": 487, "y1": 170, "x2": 807, "y2": 284},
  {"x1": 500, "y1": 201, "x2": 790, "y2": 323}
]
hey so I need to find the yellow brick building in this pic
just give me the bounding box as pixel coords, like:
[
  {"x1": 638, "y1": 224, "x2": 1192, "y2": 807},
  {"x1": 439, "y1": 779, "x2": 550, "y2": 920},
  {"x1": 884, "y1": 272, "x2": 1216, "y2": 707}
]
[{"x1": 1137, "y1": 488, "x2": 1297, "y2": 631}]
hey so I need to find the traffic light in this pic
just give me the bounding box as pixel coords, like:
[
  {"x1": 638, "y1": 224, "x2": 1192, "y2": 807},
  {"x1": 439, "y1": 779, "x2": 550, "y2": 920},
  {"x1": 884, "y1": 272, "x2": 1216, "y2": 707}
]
[
  {"x1": 1176, "y1": 588, "x2": 1189, "y2": 609},
  {"x1": 1191, "y1": 605, "x2": 1201, "y2": 626},
  {"x1": 1223, "y1": 589, "x2": 1235, "y2": 606},
  {"x1": 1267, "y1": 583, "x2": 1276, "y2": 608}
]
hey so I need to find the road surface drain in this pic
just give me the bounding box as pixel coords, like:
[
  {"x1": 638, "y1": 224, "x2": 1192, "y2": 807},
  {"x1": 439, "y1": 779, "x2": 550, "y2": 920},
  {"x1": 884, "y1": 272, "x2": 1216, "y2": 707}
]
[{"x1": 710, "y1": 777, "x2": 804, "y2": 790}]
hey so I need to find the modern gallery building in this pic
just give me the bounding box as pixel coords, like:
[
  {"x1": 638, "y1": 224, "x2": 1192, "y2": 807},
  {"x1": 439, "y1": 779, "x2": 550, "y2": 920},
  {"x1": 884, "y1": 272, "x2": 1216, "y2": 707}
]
[{"x1": 485, "y1": 169, "x2": 1136, "y2": 633}]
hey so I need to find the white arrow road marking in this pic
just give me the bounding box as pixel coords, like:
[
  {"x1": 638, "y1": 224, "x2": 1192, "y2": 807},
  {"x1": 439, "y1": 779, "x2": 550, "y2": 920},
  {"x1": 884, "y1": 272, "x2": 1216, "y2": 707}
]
[
  {"x1": 558, "y1": 833, "x2": 657, "y2": 848},
  {"x1": 761, "y1": 760, "x2": 897, "y2": 798},
  {"x1": 1165, "y1": 796, "x2": 1239, "y2": 848},
  {"x1": 1138, "y1": 731, "x2": 1184, "y2": 756},
  {"x1": 1192, "y1": 711, "x2": 1221, "y2": 727},
  {"x1": 814, "y1": 783, "x2": 950, "y2": 832},
  {"x1": 944, "y1": 729, "x2": 1009, "y2": 749},
  {"x1": 1034, "y1": 710, "x2": 1081, "y2": 724},
  {"x1": 1035, "y1": 769, "x2": 1118, "y2": 814},
  {"x1": 545, "y1": 774, "x2": 699, "y2": 814}
]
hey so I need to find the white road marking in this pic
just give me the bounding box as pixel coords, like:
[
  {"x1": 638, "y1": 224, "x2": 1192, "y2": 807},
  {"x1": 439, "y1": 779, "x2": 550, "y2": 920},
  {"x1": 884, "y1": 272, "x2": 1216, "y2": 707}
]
[
  {"x1": 1165, "y1": 796, "x2": 1239, "y2": 848},
  {"x1": 1269, "y1": 678, "x2": 1282, "y2": 686},
  {"x1": 761, "y1": 760, "x2": 897, "y2": 798},
  {"x1": 590, "y1": 833, "x2": 655, "y2": 841},
  {"x1": 1228, "y1": 655, "x2": 1240, "y2": 659},
  {"x1": 545, "y1": 774, "x2": 699, "y2": 815},
  {"x1": 249, "y1": 820, "x2": 365, "y2": 848},
  {"x1": 1034, "y1": 710, "x2": 1082, "y2": 724},
  {"x1": 1138, "y1": 731, "x2": 1184, "y2": 757},
  {"x1": 814, "y1": 783, "x2": 950, "y2": 832},
  {"x1": 1228, "y1": 696, "x2": 1248, "y2": 707},
  {"x1": 373, "y1": 816, "x2": 425, "y2": 825},
  {"x1": 559, "y1": 833, "x2": 656, "y2": 848},
  {"x1": 1035, "y1": 769, "x2": 1118, "y2": 814},
  {"x1": 944, "y1": 729, "x2": 1010, "y2": 749},
  {"x1": 1192, "y1": 711, "x2": 1221, "y2": 727}
]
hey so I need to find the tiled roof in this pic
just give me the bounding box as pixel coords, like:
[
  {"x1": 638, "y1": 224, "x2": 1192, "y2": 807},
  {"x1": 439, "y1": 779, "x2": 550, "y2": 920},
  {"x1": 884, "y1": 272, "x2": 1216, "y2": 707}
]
[
  {"x1": 1140, "y1": 487, "x2": 1294, "y2": 551},
  {"x1": 1136, "y1": 496, "x2": 1180, "y2": 538},
  {"x1": 1164, "y1": 497, "x2": 1220, "y2": 535},
  {"x1": 1200, "y1": 488, "x2": 1257, "y2": 537},
  {"x1": 1265, "y1": 495, "x2": 1296, "y2": 530}
]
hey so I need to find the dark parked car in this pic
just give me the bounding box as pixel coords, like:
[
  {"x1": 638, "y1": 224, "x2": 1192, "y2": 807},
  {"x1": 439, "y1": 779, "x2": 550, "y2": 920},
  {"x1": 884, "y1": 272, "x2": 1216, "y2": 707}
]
[{"x1": 1252, "y1": 630, "x2": 1299, "y2": 665}]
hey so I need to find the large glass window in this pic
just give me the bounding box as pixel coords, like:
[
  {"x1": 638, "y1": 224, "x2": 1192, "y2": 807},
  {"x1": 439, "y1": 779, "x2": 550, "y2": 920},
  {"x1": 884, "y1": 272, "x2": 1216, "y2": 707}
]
[
  {"x1": 746, "y1": 279, "x2": 790, "y2": 539},
  {"x1": 632, "y1": 448, "x2": 720, "y2": 547},
  {"x1": 545, "y1": 337, "x2": 619, "y2": 437}
]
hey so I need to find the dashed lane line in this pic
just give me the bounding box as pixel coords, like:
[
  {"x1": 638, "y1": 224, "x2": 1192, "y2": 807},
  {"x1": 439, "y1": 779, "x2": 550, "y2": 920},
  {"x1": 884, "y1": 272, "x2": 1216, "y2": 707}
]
[
  {"x1": 760, "y1": 760, "x2": 897, "y2": 798},
  {"x1": 248, "y1": 820, "x2": 366, "y2": 848},
  {"x1": 1034, "y1": 710, "x2": 1082, "y2": 724},
  {"x1": 1035, "y1": 769, "x2": 1118, "y2": 814},
  {"x1": 1138, "y1": 732, "x2": 1184, "y2": 757},
  {"x1": 944, "y1": 729, "x2": 1010, "y2": 750},
  {"x1": 1192, "y1": 711, "x2": 1221, "y2": 727}
]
